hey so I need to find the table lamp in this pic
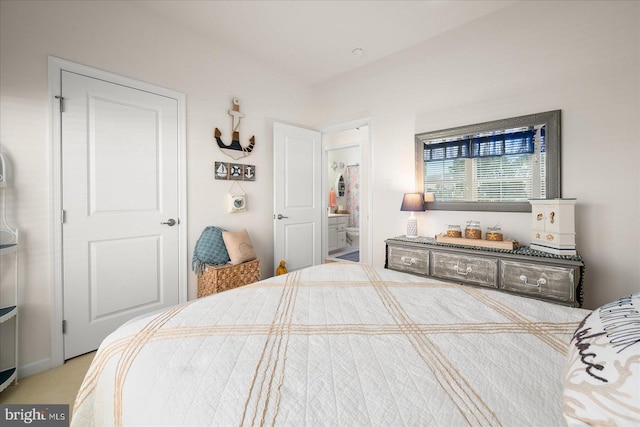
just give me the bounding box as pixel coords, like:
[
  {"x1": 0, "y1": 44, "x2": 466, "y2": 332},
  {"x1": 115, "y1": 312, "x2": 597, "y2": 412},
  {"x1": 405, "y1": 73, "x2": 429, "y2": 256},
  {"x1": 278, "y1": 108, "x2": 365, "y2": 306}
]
[{"x1": 401, "y1": 193, "x2": 425, "y2": 238}]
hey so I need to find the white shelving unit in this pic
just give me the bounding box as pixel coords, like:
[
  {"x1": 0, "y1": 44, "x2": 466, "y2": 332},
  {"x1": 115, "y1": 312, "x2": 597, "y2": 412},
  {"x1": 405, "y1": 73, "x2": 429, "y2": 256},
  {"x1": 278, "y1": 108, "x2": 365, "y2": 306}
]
[{"x1": 0, "y1": 151, "x2": 18, "y2": 393}]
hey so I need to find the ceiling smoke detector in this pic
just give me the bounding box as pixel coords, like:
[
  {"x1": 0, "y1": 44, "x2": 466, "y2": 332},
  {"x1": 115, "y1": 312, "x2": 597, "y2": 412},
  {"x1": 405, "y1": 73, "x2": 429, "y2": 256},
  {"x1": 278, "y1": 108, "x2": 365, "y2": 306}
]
[{"x1": 352, "y1": 48, "x2": 365, "y2": 57}]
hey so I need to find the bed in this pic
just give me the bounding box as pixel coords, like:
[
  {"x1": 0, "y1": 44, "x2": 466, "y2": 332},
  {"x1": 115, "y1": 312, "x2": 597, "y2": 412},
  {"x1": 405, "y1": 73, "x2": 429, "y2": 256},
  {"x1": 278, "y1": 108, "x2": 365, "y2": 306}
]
[{"x1": 70, "y1": 263, "x2": 616, "y2": 426}]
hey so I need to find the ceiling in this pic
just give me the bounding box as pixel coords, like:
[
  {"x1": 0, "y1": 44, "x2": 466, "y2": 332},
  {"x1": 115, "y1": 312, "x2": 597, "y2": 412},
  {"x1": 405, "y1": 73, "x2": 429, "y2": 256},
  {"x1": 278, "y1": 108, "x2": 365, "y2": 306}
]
[{"x1": 133, "y1": 1, "x2": 517, "y2": 86}]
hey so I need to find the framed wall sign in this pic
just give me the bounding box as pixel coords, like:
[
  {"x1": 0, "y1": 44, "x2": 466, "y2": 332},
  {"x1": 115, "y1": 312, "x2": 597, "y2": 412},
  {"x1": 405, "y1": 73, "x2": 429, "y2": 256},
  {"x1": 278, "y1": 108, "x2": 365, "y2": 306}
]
[{"x1": 215, "y1": 162, "x2": 256, "y2": 181}]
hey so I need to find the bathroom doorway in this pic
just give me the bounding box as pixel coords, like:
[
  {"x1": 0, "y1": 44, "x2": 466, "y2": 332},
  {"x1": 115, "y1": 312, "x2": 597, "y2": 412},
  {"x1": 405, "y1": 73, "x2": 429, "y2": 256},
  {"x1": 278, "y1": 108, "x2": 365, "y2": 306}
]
[{"x1": 322, "y1": 123, "x2": 370, "y2": 264}]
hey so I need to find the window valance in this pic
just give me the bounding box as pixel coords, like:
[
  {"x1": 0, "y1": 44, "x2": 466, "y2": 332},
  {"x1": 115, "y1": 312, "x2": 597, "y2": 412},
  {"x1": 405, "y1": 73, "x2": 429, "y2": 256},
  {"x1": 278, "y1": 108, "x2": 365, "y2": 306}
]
[{"x1": 424, "y1": 127, "x2": 541, "y2": 162}]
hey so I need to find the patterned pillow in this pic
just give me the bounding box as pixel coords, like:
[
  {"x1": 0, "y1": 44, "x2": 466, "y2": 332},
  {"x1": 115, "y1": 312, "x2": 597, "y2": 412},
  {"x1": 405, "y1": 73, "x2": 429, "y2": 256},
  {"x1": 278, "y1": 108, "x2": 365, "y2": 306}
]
[
  {"x1": 192, "y1": 226, "x2": 230, "y2": 274},
  {"x1": 562, "y1": 292, "x2": 640, "y2": 426},
  {"x1": 222, "y1": 229, "x2": 257, "y2": 265}
]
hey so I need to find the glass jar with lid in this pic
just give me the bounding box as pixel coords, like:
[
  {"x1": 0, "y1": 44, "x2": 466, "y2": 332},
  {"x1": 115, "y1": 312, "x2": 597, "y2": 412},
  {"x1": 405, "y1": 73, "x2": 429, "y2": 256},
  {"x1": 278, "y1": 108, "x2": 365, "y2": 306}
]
[
  {"x1": 446, "y1": 225, "x2": 462, "y2": 238},
  {"x1": 486, "y1": 225, "x2": 503, "y2": 241},
  {"x1": 465, "y1": 221, "x2": 482, "y2": 239}
]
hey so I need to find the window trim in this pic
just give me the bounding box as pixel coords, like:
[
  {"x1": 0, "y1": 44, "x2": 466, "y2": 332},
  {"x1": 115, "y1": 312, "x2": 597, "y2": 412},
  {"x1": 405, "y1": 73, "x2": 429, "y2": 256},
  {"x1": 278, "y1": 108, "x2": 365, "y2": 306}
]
[{"x1": 415, "y1": 110, "x2": 561, "y2": 212}]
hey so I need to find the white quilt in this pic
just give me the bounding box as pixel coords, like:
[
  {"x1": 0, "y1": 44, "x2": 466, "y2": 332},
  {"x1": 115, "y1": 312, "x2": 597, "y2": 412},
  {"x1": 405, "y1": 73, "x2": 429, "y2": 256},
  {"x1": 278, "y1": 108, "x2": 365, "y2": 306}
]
[{"x1": 72, "y1": 263, "x2": 589, "y2": 426}]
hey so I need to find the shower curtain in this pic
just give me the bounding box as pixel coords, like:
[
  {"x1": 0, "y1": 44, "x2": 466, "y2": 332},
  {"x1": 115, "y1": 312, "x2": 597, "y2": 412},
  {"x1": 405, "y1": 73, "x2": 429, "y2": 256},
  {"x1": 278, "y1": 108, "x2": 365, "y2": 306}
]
[{"x1": 346, "y1": 165, "x2": 359, "y2": 228}]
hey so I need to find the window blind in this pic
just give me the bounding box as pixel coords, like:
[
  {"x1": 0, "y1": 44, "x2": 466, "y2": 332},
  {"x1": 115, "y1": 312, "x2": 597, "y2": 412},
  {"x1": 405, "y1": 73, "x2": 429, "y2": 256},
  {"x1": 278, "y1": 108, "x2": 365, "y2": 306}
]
[
  {"x1": 422, "y1": 126, "x2": 545, "y2": 202},
  {"x1": 472, "y1": 155, "x2": 533, "y2": 201},
  {"x1": 471, "y1": 129, "x2": 535, "y2": 158},
  {"x1": 423, "y1": 140, "x2": 469, "y2": 162},
  {"x1": 424, "y1": 159, "x2": 468, "y2": 200},
  {"x1": 424, "y1": 128, "x2": 535, "y2": 163}
]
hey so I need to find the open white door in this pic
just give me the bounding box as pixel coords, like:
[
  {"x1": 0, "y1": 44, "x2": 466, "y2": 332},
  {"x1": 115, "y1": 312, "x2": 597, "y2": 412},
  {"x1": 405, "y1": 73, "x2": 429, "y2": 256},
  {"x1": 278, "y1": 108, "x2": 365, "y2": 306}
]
[
  {"x1": 61, "y1": 70, "x2": 181, "y2": 359},
  {"x1": 273, "y1": 123, "x2": 322, "y2": 272}
]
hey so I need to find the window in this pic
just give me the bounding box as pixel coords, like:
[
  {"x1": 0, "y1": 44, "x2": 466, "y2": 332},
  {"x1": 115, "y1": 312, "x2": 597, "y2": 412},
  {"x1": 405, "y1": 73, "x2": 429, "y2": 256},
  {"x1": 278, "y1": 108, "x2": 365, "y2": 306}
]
[{"x1": 415, "y1": 111, "x2": 560, "y2": 212}]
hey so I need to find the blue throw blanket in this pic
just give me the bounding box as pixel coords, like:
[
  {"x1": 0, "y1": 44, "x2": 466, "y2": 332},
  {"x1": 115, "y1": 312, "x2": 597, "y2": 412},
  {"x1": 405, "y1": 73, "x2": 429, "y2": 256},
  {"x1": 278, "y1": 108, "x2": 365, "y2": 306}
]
[{"x1": 192, "y1": 226, "x2": 230, "y2": 275}]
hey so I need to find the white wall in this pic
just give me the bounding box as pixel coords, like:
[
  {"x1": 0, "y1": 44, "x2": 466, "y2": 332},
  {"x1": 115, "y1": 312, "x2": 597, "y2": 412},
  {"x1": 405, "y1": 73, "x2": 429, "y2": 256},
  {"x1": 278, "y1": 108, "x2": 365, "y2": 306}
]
[
  {"x1": 1, "y1": 0, "x2": 638, "y2": 378},
  {"x1": 313, "y1": 0, "x2": 640, "y2": 310},
  {"x1": 0, "y1": 0, "x2": 313, "y2": 375}
]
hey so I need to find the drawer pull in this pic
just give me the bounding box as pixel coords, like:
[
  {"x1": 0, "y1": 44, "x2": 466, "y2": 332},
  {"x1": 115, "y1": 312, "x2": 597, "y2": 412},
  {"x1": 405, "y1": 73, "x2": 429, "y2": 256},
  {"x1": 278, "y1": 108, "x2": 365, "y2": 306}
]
[
  {"x1": 454, "y1": 264, "x2": 472, "y2": 276},
  {"x1": 519, "y1": 274, "x2": 547, "y2": 287},
  {"x1": 401, "y1": 256, "x2": 417, "y2": 266}
]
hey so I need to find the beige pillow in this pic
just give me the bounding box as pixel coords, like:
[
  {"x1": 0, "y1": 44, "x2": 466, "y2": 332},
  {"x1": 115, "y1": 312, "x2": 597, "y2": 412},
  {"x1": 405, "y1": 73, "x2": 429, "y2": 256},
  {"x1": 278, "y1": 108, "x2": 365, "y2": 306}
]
[{"x1": 222, "y1": 229, "x2": 257, "y2": 265}]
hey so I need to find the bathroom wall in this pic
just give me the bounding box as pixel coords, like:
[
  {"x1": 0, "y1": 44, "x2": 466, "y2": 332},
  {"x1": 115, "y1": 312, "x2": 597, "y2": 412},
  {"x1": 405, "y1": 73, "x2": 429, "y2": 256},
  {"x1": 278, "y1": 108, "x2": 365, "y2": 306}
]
[
  {"x1": 328, "y1": 146, "x2": 360, "y2": 214},
  {"x1": 325, "y1": 127, "x2": 368, "y2": 215}
]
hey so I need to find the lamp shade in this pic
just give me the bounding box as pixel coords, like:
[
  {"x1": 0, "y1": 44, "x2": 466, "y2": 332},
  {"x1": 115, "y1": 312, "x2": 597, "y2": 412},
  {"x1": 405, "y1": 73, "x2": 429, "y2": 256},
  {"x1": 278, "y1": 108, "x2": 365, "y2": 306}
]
[{"x1": 400, "y1": 193, "x2": 425, "y2": 212}]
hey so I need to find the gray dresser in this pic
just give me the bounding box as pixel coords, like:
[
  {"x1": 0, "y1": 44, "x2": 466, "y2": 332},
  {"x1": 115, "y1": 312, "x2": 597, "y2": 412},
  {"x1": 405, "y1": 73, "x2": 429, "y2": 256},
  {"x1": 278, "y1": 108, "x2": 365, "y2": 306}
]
[{"x1": 385, "y1": 236, "x2": 585, "y2": 307}]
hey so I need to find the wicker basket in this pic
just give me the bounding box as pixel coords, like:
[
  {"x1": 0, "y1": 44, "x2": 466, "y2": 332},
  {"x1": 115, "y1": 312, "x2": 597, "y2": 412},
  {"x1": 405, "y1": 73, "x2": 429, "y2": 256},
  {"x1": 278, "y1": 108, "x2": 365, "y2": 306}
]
[{"x1": 197, "y1": 258, "x2": 260, "y2": 297}]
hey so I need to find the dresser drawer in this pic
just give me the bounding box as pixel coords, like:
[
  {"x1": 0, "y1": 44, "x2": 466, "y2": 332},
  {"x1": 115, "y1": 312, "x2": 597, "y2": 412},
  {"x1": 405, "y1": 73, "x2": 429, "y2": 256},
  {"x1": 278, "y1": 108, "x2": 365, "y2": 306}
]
[
  {"x1": 385, "y1": 237, "x2": 584, "y2": 307},
  {"x1": 531, "y1": 231, "x2": 575, "y2": 246},
  {"x1": 500, "y1": 260, "x2": 576, "y2": 303},
  {"x1": 431, "y1": 252, "x2": 498, "y2": 288},
  {"x1": 387, "y1": 245, "x2": 429, "y2": 275}
]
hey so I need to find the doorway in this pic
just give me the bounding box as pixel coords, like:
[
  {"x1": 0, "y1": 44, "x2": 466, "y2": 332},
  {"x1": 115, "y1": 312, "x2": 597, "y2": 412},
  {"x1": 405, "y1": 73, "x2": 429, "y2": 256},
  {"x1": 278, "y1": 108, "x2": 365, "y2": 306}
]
[
  {"x1": 273, "y1": 123, "x2": 322, "y2": 272},
  {"x1": 326, "y1": 145, "x2": 360, "y2": 262},
  {"x1": 322, "y1": 122, "x2": 370, "y2": 265},
  {"x1": 49, "y1": 57, "x2": 188, "y2": 366},
  {"x1": 273, "y1": 120, "x2": 371, "y2": 271}
]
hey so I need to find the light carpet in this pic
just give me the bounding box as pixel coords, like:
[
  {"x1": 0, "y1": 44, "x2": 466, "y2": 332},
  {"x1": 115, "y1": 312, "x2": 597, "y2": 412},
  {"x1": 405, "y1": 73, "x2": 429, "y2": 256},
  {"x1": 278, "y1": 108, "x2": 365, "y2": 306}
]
[{"x1": 0, "y1": 352, "x2": 95, "y2": 409}]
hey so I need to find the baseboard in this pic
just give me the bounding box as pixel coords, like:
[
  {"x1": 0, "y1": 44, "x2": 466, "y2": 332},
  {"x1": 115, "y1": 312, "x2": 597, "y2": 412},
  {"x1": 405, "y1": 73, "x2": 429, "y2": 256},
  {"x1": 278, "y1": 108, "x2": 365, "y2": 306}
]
[{"x1": 18, "y1": 357, "x2": 51, "y2": 379}]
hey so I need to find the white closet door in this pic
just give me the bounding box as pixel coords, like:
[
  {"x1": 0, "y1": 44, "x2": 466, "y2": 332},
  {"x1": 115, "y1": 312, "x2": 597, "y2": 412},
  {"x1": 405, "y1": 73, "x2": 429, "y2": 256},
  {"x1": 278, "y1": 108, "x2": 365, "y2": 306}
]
[{"x1": 61, "y1": 70, "x2": 180, "y2": 359}]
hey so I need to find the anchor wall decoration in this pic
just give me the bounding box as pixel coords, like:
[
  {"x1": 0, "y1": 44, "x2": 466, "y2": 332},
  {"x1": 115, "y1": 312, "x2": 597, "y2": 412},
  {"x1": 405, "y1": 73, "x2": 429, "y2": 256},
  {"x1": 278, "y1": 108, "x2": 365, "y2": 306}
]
[{"x1": 214, "y1": 97, "x2": 255, "y2": 160}]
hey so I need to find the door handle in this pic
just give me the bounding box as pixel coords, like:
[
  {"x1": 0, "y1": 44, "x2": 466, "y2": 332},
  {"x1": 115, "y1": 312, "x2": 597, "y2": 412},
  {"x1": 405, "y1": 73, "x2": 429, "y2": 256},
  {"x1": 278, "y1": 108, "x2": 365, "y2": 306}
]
[
  {"x1": 276, "y1": 214, "x2": 289, "y2": 220},
  {"x1": 161, "y1": 219, "x2": 177, "y2": 226}
]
